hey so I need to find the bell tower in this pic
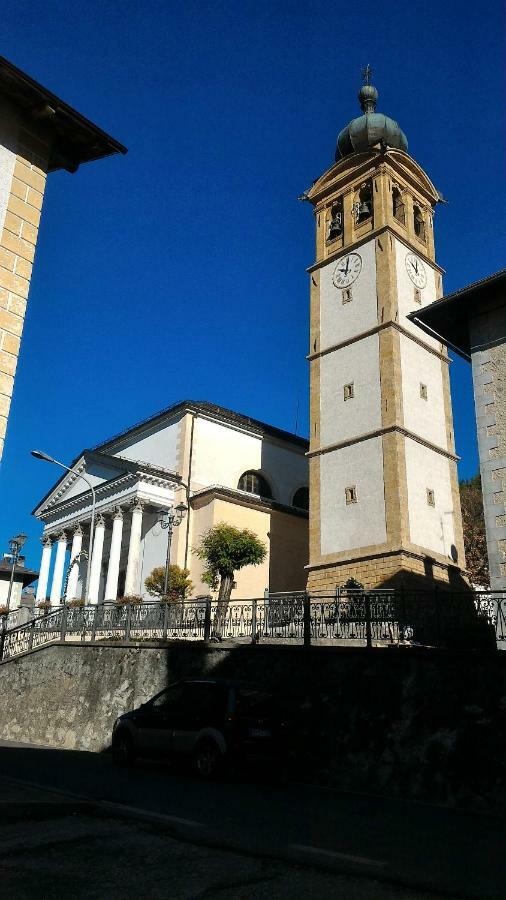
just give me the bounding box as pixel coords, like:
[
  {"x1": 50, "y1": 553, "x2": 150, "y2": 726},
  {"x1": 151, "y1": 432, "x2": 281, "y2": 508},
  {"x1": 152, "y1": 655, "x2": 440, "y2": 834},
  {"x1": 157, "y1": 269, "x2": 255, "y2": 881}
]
[{"x1": 305, "y1": 71, "x2": 465, "y2": 590}]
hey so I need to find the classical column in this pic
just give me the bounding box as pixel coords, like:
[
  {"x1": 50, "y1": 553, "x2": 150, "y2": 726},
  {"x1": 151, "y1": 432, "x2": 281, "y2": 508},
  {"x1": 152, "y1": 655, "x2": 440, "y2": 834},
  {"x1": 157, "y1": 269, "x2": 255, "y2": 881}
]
[
  {"x1": 104, "y1": 508, "x2": 124, "y2": 601},
  {"x1": 124, "y1": 500, "x2": 143, "y2": 596},
  {"x1": 49, "y1": 532, "x2": 67, "y2": 607},
  {"x1": 36, "y1": 536, "x2": 53, "y2": 602},
  {"x1": 66, "y1": 524, "x2": 83, "y2": 600},
  {"x1": 88, "y1": 514, "x2": 106, "y2": 605}
]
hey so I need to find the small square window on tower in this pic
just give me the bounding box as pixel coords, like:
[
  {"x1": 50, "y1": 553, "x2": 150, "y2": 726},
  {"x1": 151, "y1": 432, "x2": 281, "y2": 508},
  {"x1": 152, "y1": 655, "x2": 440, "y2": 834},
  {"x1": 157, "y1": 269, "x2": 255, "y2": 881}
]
[
  {"x1": 426, "y1": 488, "x2": 435, "y2": 507},
  {"x1": 420, "y1": 383, "x2": 428, "y2": 400},
  {"x1": 414, "y1": 288, "x2": 421, "y2": 304},
  {"x1": 343, "y1": 382, "x2": 354, "y2": 401},
  {"x1": 345, "y1": 486, "x2": 357, "y2": 505},
  {"x1": 342, "y1": 287, "x2": 353, "y2": 304}
]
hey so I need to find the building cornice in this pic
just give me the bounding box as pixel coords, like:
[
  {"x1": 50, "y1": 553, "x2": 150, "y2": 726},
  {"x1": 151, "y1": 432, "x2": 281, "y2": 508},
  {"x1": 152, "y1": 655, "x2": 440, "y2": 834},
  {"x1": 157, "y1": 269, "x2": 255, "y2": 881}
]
[
  {"x1": 190, "y1": 485, "x2": 309, "y2": 519},
  {"x1": 307, "y1": 225, "x2": 445, "y2": 276},
  {"x1": 308, "y1": 426, "x2": 459, "y2": 462},
  {"x1": 307, "y1": 319, "x2": 450, "y2": 363}
]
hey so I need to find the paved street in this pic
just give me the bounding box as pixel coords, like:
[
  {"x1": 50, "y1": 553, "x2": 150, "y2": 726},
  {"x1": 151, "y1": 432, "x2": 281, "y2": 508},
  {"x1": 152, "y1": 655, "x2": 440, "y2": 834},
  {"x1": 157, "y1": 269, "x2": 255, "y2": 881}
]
[{"x1": 0, "y1": 741, "x2": 504, "y2": 899}]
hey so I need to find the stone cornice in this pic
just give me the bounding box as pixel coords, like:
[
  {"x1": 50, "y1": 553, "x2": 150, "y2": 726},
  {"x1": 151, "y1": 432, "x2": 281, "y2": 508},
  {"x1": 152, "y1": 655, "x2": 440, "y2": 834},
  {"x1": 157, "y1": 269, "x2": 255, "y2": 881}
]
[
  {"x1": 308, "y1": 425, "x2": 459, "y2": 463},
  {"x1": 307, "y1": 320, "x2": 450, "y2": 363},
  {"x1": 306, "y1": 225, "x2": 445, "y2": 276},
  {"x1": 190, "y1": 485, "x2": 309, "y2": 519}
]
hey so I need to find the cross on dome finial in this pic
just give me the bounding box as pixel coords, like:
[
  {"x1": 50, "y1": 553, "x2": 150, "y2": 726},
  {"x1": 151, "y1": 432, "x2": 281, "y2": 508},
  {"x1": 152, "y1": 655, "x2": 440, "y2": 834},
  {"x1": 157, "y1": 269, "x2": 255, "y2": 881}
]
[
  {"x1": 358, "y1": 65, "x2": 378, "y2": 113},
  {"x1": 361, "y1": 64, "x2": 373, "y2": 85}
]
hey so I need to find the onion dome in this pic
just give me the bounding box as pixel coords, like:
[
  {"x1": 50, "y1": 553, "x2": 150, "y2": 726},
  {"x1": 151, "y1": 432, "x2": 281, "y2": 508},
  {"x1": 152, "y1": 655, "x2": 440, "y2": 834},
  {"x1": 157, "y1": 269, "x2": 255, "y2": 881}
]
[{"x1": 336, "y1": 72, "x2": 408, "y2": 160}]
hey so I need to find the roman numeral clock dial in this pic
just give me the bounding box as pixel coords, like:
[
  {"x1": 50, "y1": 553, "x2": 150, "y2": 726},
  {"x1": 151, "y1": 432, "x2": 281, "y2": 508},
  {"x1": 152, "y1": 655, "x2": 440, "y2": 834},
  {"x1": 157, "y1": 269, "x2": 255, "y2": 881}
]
[
  {"x1": 405, "y1": 252, "x2": 427, "y2": 289},
  {"x1": 332, "y1": 253, "x2": 362, "y2": 288}
]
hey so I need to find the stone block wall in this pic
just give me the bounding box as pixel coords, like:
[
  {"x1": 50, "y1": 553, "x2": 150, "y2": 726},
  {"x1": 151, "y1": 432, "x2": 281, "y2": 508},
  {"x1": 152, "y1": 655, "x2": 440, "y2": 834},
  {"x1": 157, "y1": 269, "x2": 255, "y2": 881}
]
[
  {"x1": 0, "y1": 640, "x2": 505, "y2": 812},
  {"x1": 470, "y1": 302, "x2": 506, "y2": 590},
  {"x1": 0, "y1": 99, "x2": 50, "y2": 460}
]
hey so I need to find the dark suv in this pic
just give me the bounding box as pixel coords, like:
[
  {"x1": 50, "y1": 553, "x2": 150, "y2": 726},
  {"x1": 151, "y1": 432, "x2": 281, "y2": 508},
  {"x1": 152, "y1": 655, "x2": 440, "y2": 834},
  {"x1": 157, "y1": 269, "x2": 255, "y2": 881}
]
[{"x1": 111, "y1": 678, "x2": 285, "y2": 778}]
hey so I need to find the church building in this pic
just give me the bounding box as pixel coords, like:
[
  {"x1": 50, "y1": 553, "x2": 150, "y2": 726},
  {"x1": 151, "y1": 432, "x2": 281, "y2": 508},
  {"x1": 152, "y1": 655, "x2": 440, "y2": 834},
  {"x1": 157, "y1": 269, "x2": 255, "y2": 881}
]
[
  {"x1": 32, "y1": 401, "x2": 309, "y2": 604},
  {"x1": 305, "y1": 72, "x2": 466, "y2": 590}
]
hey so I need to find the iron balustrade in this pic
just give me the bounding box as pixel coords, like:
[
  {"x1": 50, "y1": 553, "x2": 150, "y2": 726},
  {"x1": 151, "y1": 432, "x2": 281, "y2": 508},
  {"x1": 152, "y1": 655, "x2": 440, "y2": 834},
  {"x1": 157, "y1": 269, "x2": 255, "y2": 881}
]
[{"x1": 0, "y1": 589, "x2": 504, "y2": 661}]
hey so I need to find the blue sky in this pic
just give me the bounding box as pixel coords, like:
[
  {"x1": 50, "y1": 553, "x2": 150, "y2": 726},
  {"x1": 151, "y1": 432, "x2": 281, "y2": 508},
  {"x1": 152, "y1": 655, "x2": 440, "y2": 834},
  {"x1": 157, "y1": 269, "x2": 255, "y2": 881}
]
[{"x1": 0, "y1": 0, "x2": 504, "y2": 568}]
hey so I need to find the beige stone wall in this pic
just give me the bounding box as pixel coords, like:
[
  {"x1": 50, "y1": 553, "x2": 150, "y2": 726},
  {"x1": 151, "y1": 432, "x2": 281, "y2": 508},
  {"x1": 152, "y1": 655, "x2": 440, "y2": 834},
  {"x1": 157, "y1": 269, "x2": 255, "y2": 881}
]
[
  {"x1": 0, "y1": 117, "x2": 50, "y2": 460},
  {"x1": 188, "y1": 494, "x2": 308, "y2": 599}
]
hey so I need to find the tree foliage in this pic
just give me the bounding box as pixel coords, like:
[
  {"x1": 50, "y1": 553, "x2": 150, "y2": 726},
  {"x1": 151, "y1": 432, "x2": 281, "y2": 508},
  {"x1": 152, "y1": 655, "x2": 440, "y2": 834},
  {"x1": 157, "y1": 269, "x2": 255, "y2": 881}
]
[
  {"x1": 194, "y1": 523, "x2": 267, "y2": 626},
  {"x1": 144, "y1": 565, "x2": 193, "y2": 601},
  {"x1": 459, "y1": 475, "x2": 490, "y2": 588}
]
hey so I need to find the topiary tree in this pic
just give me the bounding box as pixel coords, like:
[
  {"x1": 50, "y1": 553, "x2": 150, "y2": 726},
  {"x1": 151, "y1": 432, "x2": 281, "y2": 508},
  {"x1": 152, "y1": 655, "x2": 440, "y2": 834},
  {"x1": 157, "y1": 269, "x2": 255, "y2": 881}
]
[
  {"x1": 194, "y1": 523, "x2": 267, "y2": 630},
  {"x1": 144, "y1": 565, "x2": 193, "y2": 602}
]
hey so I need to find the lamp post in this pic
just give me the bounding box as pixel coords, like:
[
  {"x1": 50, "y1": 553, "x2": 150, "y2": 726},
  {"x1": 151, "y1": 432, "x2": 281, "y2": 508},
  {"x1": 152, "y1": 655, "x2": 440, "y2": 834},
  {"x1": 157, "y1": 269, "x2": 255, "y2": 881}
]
[
  {"x1": 6, "y1": 532, "x2": 27, "y2": 611},
  {"x1": 31, "y1": 450, "x2": 96, "y2": 603},
  {"x1": 159, "y1": 503, "x2": 188, "y2": 596}
]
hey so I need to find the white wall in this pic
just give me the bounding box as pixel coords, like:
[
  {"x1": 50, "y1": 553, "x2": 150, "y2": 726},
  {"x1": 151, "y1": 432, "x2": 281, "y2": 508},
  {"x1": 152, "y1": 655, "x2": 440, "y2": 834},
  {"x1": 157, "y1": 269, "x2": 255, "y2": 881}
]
[
  {"x1": 319, "y1": 238, "x2": 377, "y2": 351},
  {"x1": 192, "y1": 417, "x2": 307, "y2": 506},
  {"x1": 109, "y1": 419, "x2": 181, "y2": 471},
  {"x1": 61, "y1": 460, "x2": 124, "y2": 502},
  {"x1": 399, "y1": 335, "x2": 447, "y2": 449},
  {"x1": 320, "y1": 334, "x2": 382, "y2": 446},
  {"x1": 404, "y1": 438, "x2": 455, "y2": 557},
  {"x1": 394, "y1": 237, "x2": 440, "y2": 349},
  {"x1": 320, "y1": 438, "x2": 387, "y2": 555}
]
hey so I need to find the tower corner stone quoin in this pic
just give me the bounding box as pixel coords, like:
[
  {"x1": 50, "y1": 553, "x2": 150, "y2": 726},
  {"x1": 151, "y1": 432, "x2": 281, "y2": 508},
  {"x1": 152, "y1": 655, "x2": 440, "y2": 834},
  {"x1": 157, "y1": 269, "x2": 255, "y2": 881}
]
[
  {"x1": 304, "y1": 74, "x2": 466, "y2": 591},
  {"x1": 0, "y1": 56, "x2": 126, "y2": 461}
]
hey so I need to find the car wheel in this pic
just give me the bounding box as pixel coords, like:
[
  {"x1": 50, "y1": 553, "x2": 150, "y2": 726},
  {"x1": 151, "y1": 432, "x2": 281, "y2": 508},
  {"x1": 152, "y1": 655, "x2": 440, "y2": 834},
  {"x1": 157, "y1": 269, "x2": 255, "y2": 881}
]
[
  {"x1": 193, "y1": 739, "x2": 223, "y2": 780},
  {"x1": 112, "y1": 730, "x2": 135, "y2": 766}
]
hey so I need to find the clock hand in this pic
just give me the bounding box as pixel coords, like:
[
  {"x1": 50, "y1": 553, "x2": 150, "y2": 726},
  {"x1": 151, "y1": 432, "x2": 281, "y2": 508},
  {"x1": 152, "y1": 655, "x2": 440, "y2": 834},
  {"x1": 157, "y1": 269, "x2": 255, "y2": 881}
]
[
  {"x1": 345, "y1": 259, "x2": 350, "y2": 275},
  {"x1": 414, "y1": 259, "x2": 418, "y2": 274}
]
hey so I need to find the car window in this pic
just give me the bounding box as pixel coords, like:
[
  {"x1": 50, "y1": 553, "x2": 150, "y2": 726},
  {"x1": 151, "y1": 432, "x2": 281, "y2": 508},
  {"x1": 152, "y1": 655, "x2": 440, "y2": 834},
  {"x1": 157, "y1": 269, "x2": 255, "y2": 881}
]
[
  {"x1": 182, "y1": 683, "x2": 227, "y2": 719},
  {"x1": 151, "y1": 686, "x2": 184, "y2": 710},
  {"x1": 234, "y1": 689, "x2": 275, "y2": 717}
]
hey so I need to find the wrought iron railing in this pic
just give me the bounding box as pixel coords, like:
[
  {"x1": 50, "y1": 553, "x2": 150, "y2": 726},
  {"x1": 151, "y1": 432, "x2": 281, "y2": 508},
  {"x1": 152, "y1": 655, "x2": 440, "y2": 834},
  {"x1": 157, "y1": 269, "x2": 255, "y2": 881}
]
[{"x1": 0, "y1": 589, "x2": 503, "y2": 661}]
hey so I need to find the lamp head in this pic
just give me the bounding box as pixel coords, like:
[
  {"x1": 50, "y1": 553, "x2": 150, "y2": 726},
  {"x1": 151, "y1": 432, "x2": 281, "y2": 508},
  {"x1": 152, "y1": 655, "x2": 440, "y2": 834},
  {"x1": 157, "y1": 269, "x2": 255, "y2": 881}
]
[
  {"x1": 9, "y1": 533, "x2": 27, "y2": 555},
  {"x1": 31, "y1": 449, "x2": 55, "y2": 463},
  {"x1": 175, "y1": 502, "x2": 188, "y2": 519}
]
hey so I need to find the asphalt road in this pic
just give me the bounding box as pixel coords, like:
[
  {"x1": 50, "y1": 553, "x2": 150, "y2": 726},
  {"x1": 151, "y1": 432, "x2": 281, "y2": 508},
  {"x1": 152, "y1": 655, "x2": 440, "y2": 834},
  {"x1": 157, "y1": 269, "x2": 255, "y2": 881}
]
[{"x1": 0, "y1": 741, "x2": 504, "y2": 899}]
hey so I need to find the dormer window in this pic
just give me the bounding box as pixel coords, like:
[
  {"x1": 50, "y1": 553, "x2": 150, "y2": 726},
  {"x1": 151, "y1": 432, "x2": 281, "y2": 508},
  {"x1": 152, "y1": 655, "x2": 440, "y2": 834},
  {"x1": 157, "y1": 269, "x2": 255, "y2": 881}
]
[
  {"x1": 327, "y1": 199, "x2": 343, "y2": 241},
  {"x1": 392, "y1": 186, "x2": 405, "y2": 225},
  {"x1": 413, "y1": 205, "x2": 426, "y2": 242},
  {"x1": 356, "y1": 182, "x2": 373, "y2": 224}
]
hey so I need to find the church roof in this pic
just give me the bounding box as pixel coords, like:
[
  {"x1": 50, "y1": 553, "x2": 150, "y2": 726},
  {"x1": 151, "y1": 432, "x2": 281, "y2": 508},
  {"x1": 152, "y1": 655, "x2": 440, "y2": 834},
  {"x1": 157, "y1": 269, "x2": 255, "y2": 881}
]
[
  {"x1": 336, "y1": 72, "x2": 408, "y2": 160},
  {"x1": 0, "y1": 55, "x2": 127, "y2": 172},
  {"x1": 96, "y1": 400, "x2": 309, "y2": 452}
]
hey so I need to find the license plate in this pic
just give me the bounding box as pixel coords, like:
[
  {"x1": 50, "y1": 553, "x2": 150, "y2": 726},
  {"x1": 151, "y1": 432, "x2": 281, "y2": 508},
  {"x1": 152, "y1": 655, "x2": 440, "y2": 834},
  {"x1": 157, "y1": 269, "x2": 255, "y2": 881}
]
[{"x1": 250, "y1": 728, "x2": 271, "y2": 738}]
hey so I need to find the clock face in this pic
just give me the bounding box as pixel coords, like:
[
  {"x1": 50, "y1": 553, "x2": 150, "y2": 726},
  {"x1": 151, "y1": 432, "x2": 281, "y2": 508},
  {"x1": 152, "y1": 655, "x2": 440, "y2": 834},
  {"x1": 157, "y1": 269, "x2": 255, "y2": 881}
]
[
  {"x1": 405, "y1": 253, "x2": 427, "y2": 289},
  {"x1": 332, "y1": 253, "x2": 362, "y2": 288}
]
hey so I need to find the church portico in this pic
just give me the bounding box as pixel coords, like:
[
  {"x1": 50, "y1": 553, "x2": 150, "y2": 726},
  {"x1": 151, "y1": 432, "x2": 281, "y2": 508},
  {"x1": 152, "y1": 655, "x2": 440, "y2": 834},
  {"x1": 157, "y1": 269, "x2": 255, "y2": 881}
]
[{"x1": 33, "y1": 453, "x2": 182, "y2": 605}]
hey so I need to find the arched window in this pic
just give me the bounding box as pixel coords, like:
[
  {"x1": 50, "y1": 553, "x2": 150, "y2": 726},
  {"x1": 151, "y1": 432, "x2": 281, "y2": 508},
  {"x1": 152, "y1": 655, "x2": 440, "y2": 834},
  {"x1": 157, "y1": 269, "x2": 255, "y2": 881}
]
[
  {"x1": 238, "y1": 471, "x2": 272, "y2": 499},
  {"x1": 413, "y1": 205, "x2": 426, "y2": 242},
  {"x1": 356, "y1": 182, "x2": 373, "y2": 224},
  {"x1": 327, "y1": 199, "x2": 343, "y2": 241},
  {"x1": 392, "y1": 186, "x2": 405, "y2": 225},
  {"x1": 292, "y1": 487, "x2": 309, "y2": 510}
]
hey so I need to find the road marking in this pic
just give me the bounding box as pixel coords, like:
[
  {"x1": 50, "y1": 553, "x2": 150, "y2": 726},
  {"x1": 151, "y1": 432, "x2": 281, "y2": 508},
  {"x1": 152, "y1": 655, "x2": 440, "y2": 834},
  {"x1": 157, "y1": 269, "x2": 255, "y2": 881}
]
[
  {"x1": 98, "y1": 800, "x2": 202, "y2": 828},
  {"x1": 290, "y1": 843, "x2": 386, "y2": 869}
]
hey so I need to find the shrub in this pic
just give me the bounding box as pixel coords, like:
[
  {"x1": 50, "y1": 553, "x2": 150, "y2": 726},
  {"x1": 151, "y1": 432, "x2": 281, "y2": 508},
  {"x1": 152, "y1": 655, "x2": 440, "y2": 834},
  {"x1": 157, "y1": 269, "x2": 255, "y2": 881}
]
[
  {"x1": 116, "y1": 594, "x2": 143, "y2": 606},
  {"x1": 67, "y1": 598, "x2": 85, "y2": 608},
  {"x1": 0, "y1": 605, "x2": 8, "y2": 617}
]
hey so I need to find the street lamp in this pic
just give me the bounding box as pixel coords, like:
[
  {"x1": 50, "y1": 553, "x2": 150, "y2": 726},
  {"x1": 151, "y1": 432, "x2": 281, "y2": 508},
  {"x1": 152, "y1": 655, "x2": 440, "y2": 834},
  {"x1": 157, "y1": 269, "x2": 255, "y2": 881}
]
[
  {"x1": 159, "y1": 502, "x2": 188, "y2": 596},
  {"x1": 31, "y1": 450, "x2": 96, "y2": 603},
  {"x1": 6, "y1": 532, "x2": 27, "y2": 611}
]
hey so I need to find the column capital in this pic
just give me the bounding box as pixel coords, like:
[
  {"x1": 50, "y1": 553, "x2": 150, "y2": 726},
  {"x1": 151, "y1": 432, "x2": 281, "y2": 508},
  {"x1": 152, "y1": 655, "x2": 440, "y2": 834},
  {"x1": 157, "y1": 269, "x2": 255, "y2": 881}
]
[
  {"x1": 131, "y1": 499, "x2": 144, "y2": 513},
  {"x1": 73, "y1": 523, "x2": 83, "y2": 536},
  {"x1": 95, "y1": 513, "x2": 106, "y2": 528},
  {"x1": 112, "y1": 506, "x2": 124, "y2": 520},
  {"x1": 41, "y1": 535, "x2": 53, "y2": 547},
  {"x1": 56, "y1": 530, "x2": 67, "y2": 543}
]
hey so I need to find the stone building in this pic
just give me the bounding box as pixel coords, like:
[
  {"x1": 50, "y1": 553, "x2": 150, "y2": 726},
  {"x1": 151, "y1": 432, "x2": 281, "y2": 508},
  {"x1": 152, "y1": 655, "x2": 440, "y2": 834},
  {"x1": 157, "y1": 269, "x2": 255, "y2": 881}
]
[
  {"x1": 304, "y1": 74, "x2": 465, "y2": 590},
  {"x1": 410, "y1": 269, "x2": 506, "y2": 591},
  {"x1": 0, "y1": 56, "x2": 125, "y2": 461},
  {"x1": 32, "y1": 400, "x2": 309, "y2": 604}
]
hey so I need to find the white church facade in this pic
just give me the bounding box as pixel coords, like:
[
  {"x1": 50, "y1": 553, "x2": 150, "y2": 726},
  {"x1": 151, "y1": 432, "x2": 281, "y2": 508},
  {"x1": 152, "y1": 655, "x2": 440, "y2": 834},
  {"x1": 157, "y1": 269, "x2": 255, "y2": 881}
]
[{"x1": 32, "y1": 401, "x2": 309, "y2": 605}]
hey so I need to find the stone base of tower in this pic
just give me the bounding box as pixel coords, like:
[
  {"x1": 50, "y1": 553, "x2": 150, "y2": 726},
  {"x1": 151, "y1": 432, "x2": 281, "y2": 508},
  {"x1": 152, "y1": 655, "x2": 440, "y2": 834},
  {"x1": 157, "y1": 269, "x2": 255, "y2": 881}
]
[{"x1": 306, "y1": 549, "x2": 468, "y2": 593}]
